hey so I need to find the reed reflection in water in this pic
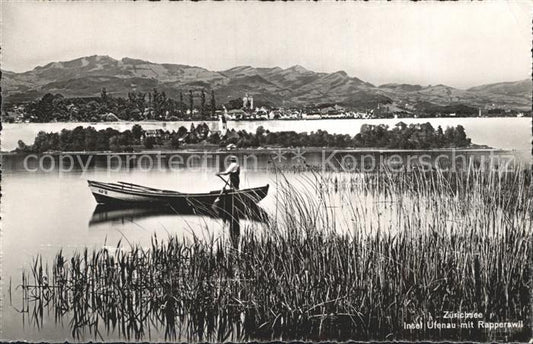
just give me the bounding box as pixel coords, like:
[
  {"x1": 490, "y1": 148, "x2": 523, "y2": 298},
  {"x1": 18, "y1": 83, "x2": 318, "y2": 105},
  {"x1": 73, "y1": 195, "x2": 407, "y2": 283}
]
[
  {"x1": 16, "y1": 168, "x2": 532, "y2": 342},
  {"x1": 20, "y1": 200, "x2": 269, "y2": 341}
]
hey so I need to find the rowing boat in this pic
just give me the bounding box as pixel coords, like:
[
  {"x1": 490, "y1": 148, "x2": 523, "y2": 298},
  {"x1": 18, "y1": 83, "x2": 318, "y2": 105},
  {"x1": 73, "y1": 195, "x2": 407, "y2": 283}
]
[{"x1": 87, "y1": 180, "x2": 269, "y2": 211}]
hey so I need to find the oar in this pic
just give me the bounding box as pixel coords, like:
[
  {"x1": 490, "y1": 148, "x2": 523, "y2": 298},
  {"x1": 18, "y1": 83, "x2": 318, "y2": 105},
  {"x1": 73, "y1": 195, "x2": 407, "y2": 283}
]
[
  {"x1": 212, "y1": 175, "x2": 231, "y2": 213},
  {"x1": 217, "y1": 174, "x2": 231, "y2": 189}
]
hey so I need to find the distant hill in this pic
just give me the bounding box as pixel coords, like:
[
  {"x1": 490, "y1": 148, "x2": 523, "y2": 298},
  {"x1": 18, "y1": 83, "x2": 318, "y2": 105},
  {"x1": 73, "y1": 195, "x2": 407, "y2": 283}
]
[
  {"x1": 467, "y1": 79, "x2": 531, "y2": 99},
  {"x1": 2, "y1": 55, "x2": 531, "y2": 111}
]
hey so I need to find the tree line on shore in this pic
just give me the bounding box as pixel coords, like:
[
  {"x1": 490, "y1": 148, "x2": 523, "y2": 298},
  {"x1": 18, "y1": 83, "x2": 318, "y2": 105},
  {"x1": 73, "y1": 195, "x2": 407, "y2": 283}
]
[
  {"x1": 8, "y1": 88, "x2": 241, "y2": 123},
  {"x1": 16, "y1": 122, "x2": 472, "y2": 153},
  {"x1": 5, "y1": 88, "x2": 529, "y2": 124}
]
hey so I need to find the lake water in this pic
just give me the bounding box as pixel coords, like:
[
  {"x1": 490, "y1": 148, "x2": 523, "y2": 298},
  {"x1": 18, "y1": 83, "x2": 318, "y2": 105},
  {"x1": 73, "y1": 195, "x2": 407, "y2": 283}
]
[
  {"x1": 2, "y1": 149, "x2": 530, "y2": 341},
  {"x1": 1, "y1": 117, "x2": 531, "y2": 341},
  {"x1": 0, "y1": 166, "x2": 278, "y2": 341},
  {"x1": 2, "y1": 117, "x2": 532, "y2": 153}
]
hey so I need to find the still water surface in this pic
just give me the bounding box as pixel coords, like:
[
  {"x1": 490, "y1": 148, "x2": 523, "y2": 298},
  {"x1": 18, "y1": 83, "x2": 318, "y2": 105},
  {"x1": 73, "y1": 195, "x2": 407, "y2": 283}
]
[
  {"x1": 1, "y1": 116, "x2": 531, "y2": 341},
  {"x1": 1, "y1": 167, "x2": 282, "y2": 341}
]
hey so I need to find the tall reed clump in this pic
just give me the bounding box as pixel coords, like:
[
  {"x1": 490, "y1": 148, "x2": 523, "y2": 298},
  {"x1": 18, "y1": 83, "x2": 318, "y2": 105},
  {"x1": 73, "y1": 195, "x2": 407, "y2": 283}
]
[{"x1": 20, "y1": 166, "x2": 531, "y2": 342}]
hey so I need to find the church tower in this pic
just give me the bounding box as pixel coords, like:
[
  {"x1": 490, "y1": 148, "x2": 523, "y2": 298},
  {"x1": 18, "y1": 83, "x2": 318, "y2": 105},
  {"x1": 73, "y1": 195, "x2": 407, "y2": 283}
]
[
  {"x1": 219, "y1": 114, "x2": 228, "y2": 137},
  {"x1": 243, "y1": 93, "x2": 254, "y2": 109}
]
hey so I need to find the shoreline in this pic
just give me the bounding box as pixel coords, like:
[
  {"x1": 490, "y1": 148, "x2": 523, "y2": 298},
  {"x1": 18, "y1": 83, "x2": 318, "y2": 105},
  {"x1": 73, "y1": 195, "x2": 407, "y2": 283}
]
[
  {"x1": 1, "y1": 147, "x2": 516, "y2": 156},
  {"x1": 2, "y1": 115, "x2": 530, "y2": 125},
  {"x1": 3, "y1": 118, "x2": 530, "y2": 155}
]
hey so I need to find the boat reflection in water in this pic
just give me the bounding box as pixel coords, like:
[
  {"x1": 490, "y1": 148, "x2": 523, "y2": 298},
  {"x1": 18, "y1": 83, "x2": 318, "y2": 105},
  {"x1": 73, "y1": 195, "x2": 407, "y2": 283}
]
[{"x1": 89, "y1": 201, "x2": 269, "y2": 228}]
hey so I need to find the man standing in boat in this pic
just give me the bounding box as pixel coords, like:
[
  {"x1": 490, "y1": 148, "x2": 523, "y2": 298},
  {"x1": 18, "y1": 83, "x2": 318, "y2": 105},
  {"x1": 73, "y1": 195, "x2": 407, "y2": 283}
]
[
  {"x1": 216, "y1": 156, "x2": 240, "y2": 190},
  {"x1": 215, "y1": 156, "x2": 241, "y2": 250}
]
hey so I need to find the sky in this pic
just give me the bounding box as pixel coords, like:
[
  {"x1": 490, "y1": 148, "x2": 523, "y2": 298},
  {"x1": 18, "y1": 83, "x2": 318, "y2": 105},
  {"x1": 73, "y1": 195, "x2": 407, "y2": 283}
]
[{"x1": 1, "y1": 1, "x2": 531, "y2": 89}]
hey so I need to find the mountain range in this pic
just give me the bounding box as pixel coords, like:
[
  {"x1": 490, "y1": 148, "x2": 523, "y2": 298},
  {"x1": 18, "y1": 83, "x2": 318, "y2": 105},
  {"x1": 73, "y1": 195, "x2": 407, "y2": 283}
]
[{"x1": 2, "y1": 55, "x2": 531, "y2": 111}]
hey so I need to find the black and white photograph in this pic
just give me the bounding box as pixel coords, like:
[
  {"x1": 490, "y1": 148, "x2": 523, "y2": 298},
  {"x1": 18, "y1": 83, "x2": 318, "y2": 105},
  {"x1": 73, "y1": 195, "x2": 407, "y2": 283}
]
[{"x1": 1, "y1": 2, "x2": 531, "y2": 342}]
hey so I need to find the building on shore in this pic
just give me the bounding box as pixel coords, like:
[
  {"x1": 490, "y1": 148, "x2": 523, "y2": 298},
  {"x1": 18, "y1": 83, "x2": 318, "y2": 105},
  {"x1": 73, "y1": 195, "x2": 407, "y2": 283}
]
[
  {"x1": 219, "y1": 114, "x2": 228, "y2": 137},
  {"x1": 227, "y1": 109, "x2": 248, "y2": 120}
]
